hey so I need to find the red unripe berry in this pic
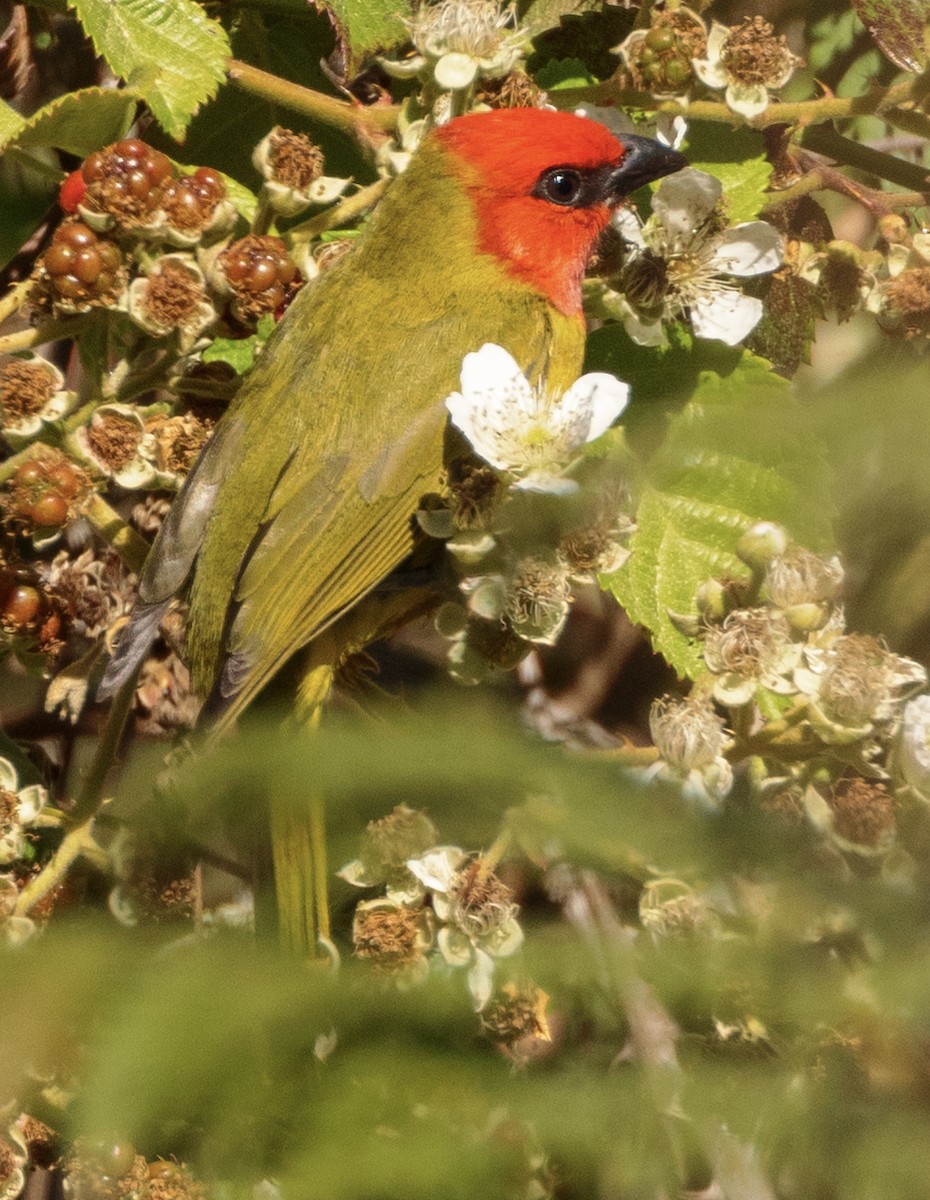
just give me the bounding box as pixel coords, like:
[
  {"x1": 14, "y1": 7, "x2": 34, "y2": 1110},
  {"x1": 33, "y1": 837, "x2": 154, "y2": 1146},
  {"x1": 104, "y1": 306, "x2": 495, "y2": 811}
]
[
  {"x1": 59, "y1": 169, "x2": 87, "y2": 213},
  {"x1": 14, "y1": 461, "x2": 46, "y2": 488},
  {"x1": 45, "y1": 464, "x2": 80, "y2": 498}
]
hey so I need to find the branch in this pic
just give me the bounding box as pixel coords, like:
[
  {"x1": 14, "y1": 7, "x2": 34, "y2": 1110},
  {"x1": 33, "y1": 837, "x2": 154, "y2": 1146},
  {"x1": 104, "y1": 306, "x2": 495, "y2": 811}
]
[
  {"x1": 552, "y1": 75, "x2": 923, "y2": 129},
  {"x1": 226, "y1": 60, "x2": 399, "y2": 138}
]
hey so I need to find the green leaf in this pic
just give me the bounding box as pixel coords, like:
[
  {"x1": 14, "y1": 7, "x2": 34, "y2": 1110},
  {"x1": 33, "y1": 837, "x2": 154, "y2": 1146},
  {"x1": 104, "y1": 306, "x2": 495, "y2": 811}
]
[
  {"x1": 523, "y1": 0, "x2": 602, "y2": 37},
  {"x1": 0, "y1": 152, "x2": 58, "y2": 272},
  {"x1": 809, "y1": 9, "x2": 864, "y2": 73},
  {"x1": 0, "y1": 98, "x2": 26, "y2": 146},
  {"x1": 67, "y1": 0, "x2": 230, "y2": 138},
  {"x1": 202, "y1": 315, "x2": 275, "y2": 373},
  {"x1": 321, "y1": 0, "x2": 412, "y2": 74},
  {"x1": 595, "y1": 337, "x2": 833, "y2": 677},
  {"x1": 535, "y1": 56, "x2": 598, "y2": 89},
  {"x1": 682, "y1": 122, "x2": 773, "y2": 224},
  {"x1": 852, "y1": 0, "x2": 930, "y2": 70},
  {"x1": 0, "y1": 87, "x2": 138, "y2": 156}
]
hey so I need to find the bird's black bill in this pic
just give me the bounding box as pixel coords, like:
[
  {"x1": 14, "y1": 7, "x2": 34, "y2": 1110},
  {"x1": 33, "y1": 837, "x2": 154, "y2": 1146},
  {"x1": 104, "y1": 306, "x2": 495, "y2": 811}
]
[{"x1": 608, "y1": 135, "x2": 687, "y2": 198}]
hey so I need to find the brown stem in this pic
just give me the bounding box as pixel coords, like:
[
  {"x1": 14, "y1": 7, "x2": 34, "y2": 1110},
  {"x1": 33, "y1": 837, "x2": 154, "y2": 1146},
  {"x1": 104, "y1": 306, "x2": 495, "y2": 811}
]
[
  {"x1": 286, "y1": 178, "x2": 388, "y2": 241},
  {"x1": 227, "y1": 60, "x2": 399, "y2": 137}
]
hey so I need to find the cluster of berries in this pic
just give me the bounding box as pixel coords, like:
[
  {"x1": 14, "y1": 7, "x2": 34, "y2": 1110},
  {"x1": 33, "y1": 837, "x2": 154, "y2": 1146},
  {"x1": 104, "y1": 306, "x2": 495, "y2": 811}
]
[
  {"x1": 39, "y1": 137, "x2": 302, "y2": 327},
  {"x1": 6, "y1": 454, "x2": 88, "y2": 535}
]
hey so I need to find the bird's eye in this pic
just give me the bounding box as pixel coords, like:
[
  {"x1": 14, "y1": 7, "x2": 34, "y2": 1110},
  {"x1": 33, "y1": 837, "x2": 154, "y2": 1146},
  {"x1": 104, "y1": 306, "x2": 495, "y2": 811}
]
[{"x1": 539, "y1": 168, "x2": 584, "y2": 206}]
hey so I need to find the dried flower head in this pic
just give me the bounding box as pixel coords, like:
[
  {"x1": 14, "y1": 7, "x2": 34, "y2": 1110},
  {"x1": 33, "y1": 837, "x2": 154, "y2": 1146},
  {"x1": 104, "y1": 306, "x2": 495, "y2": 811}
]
[
  {"x1": 353, "y1": 897, "x2": 434, "y2": 976},
  {"x1": 480, "y1": 981, "x2": 551, "y2": 1046},
  {"x1": 880, "y1": 266, "x2": 930, "y2": 338},
  {"x1": 146, "y1": 412, "x2": 214, "y2": 480},
  {"x1": 338, "y1": 803, "x2": 439, "y2": 902},
  {"x1": 394, "y1": 0, "x2": 527, "y2": 90},
  {"x1": 648, "y1": 694, "x2": 733, "y2": 806},
  {"x1": 0, "y1": 356, "x2": 75, "y2": 445},
  {"x1": 41, "y1": 546, "x2": 136, "y2": 641},
  {"x1": 406, "y1": 847, "x2": 524, "y2": 1009},
  {"x1": 639, "y1": 877, "x2": 719, "y2": 938},
  {"x1": 0, "y1": 756, "x2": 48, "y2": 865},
  {"x1": 475, "y1": 69, "x2": 542, "y2": 109},
  {"x1": 504, "y1": 556, "x2": 572, "y2": 645},
  {"x1": 693, "y1": 17, "x2": 801, "y2": 119},
  {"x1": 796, "y1": 634, "x2": 927, "y2": 742},
  {"x1": 829, "y1": 776, "x2": 896, "y2": 850},
  {"x1": 253, "y1": 128, "x2": 350, "y2": 217},
  {"x1": 703, "y1": 607, "x2": 800, "y2": 706},
  {"x1": 73, "y1": 403, "x2": 158, "y2": 490},
  {"x1": 127, "y1": 255, "x2": 216, "y2": 349}
]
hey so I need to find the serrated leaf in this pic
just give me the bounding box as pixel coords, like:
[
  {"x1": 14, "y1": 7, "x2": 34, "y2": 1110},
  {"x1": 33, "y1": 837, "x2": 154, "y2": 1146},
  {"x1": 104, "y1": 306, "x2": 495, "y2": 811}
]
[
  {"x1": 68, "y1": 0, "x2": 230, "y2": 139},
  {"x1": 852, "y1": 0, "x2": 930, "y2": 70},
  {"x1": 535, "y1": 56, "x2": 597, "y2": 89},
  {"x1": 602, "y1": 348, "x2": 833, "y2": 678},
  {"x1": 1, "y1": 87, "x2": 138, "y2": 156},
  {"x1": 320, "y1": 0, "x2": 411, "y2": 73},
  {"x1": 0, "y1": 98, "x2": 25, "y2": 145},
  {"x1": 0, "y1": 152, "x2": 58, "y2": 271},
  {"x1": 523, "y1": 0, "x2": 602, "y2": 37},
  {"x1": 683, "y1": 123, "x2": 773, "y2": 224}
]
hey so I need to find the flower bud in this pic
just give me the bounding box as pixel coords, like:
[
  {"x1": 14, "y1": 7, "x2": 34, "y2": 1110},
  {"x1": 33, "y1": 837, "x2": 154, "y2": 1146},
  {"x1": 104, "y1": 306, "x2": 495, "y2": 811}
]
[{"x1": 736, "y1": 521, "x2": 789, "y2": 570}]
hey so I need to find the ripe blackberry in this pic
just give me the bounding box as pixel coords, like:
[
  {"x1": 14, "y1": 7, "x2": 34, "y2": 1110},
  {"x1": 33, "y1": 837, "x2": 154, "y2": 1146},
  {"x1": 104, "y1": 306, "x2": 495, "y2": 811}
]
[{"x1": 219, "y1": 235, "x2": 299, "y2": 322}]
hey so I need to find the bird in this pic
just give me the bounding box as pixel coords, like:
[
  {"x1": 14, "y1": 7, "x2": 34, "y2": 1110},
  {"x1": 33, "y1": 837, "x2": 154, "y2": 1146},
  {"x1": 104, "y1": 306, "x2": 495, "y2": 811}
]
[{"x1": 98, "y1": 107, "x2": 685, "y2": 950}]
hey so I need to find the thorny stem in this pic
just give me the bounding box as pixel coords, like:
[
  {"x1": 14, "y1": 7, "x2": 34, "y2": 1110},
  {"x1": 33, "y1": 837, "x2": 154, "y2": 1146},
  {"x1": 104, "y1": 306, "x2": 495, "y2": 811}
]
[
  {"x1": 287, "y1": 179, "x2": 388, "y2": 241},
  {"x1": 555, "y1": 74, "x2": 925, "y2": 129},
  {"x1": 0, "y1": 317, "x2": 92, "y2": 355},
  {"x1": 81, "y1": 492, "x2": 151, "y2": 575},
  {"x1": 226, "y1": 60, "x2": 399, "y2": 138},
  {"x1": 13, "y1": 815, "x2": 108, "y2": 917}
]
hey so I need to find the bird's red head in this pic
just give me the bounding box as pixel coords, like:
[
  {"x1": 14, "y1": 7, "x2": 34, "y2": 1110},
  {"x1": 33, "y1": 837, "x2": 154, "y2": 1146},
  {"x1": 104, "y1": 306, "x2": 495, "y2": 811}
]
[{"x1": 435, "y1": 108, "x2": 684, "y2": 317}]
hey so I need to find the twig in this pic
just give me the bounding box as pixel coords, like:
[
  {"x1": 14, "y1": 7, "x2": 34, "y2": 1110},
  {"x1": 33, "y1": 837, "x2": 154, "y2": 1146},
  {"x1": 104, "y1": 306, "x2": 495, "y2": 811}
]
[
  {"x1": 286, "y1": 178, "x2": 388, "y2": 241},
  {"x1": 13, "y1": 814, "x2": 108, "y2": 917},
  {"x1": 553, "y1": 75, "x2": 923, "y2": 129},
  {"x1": 81, "y1": 492, "x2": 151, "y2": 575},
  {"x1": 227, "y1": 60, "x2": 399, "y2": 138},
  {"x1": 0, "y1": 280, "x2": 33, "y2": 327},
  {"x1": 0, "y1": 315, "x2": 92, "y2": 355}
]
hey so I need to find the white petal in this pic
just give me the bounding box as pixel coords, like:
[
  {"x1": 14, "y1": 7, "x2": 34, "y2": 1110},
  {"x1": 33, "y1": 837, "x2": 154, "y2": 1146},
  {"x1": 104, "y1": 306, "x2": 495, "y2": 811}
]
[
  {"x1": 467, "y1": 577, "x2": 505, "y2": 621},
  {"x1": 467, "y1": 947, "x2": 496, "y2": 1011},
  {"x1": 484, "y1": 916, "x2": 524, "y2": 958},
  {"x1": 512, "y1": 472, "x2": 578, "y2": 495},
  {"x1": 405, "y1": 846, "x2": 463, "y2": 892},
  {"x1": 438, "y1": 925, "x2": 474, "y2": 967},
  {"x1": 0, "y1": 830, "x2": 25, "y2": 865},
  {"x1": 710, "y1": 223, "x2": 783, "y2": 277},
  {"x1": 336, "y1": 859, "x2": 379, "y2": 888},
  {"x1": 623, "y1": 310, "x2": 667, "y2": 347},
  {"x1": 653, "y1": 168, "x2": 722, "y2": 235},
  {"x1": 16, "y1": 785, "x2": 47, "y2": 824},
  {"x1": 692, "y1": 56, "x2": 729, "y2": 90},
  {"x1": 612, "y1": 206, "x2": 646, "y2": 247},
  {"x1": 0, "y1": 758, "x2": 18, "y2": 791},
  {"x1": 378, "y1": 53, "x2": 427, "y2": 79},
  {"x1": 576, "y1": 104, "x2": 635, "y2": 139},
  {"x1": 307, "y1": 176, "x2": 351, "y2": 205},
  {"x1": 433, "y1": 51, "x2": 479, "y2": 90},
  {"x1": 691, "y1": 288, "x2": 763, "y2": 345},
  {"x1": 560, "y1": 372, "x2": 629, "y2": 443},
  {"x1": 725, "y1": 81, "x2": 770, "y2": 120},
  {"x1": 446, "y1": 344, "x2": 537, "y2": 470}
]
